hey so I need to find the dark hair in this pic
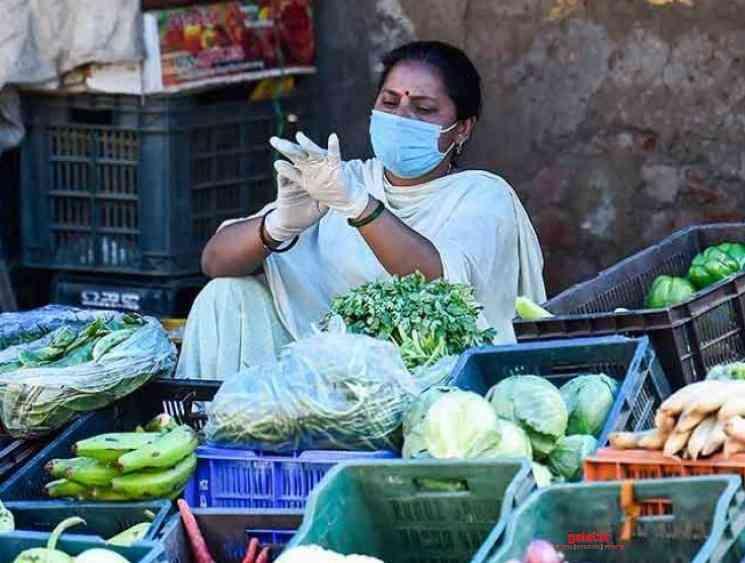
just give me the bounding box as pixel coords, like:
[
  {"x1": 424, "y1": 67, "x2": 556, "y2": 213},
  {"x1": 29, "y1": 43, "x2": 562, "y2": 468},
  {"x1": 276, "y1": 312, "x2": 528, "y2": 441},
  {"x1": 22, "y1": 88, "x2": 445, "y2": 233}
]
[{"x1": 377, "y1": 41, "x2": 482, "y2": 121}]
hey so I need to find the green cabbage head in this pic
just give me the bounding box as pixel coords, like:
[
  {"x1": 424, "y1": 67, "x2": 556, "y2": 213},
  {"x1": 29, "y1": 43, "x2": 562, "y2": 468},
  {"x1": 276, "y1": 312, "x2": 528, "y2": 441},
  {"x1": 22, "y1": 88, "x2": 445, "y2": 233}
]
[
  {"x1": 548, "y1": 434, "x2": 597, "y2": 481},
  {"x1": 486, "y1": 375, "x2": 568, "y2": 460},
  {"x1": 403, "y1": 388, "x2": 502, "y2": 459},
  {"x1": 560, "y1": 374, "x2": 618, "y2": 437}
]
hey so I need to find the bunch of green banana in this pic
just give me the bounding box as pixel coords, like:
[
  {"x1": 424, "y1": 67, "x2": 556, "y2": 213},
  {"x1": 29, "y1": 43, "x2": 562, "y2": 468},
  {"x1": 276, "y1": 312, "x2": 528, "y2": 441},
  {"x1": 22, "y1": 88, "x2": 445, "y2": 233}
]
[{"x1": 43, "y1": 413, "x2": 199, "y2": 501}]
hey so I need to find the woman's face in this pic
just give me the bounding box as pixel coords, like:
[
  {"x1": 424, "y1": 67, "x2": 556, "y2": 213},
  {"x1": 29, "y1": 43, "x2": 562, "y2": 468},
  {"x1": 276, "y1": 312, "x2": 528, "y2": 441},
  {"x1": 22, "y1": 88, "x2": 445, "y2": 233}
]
[{"x1": 374, "y1": 60, "x2": 468, "y2": 153}]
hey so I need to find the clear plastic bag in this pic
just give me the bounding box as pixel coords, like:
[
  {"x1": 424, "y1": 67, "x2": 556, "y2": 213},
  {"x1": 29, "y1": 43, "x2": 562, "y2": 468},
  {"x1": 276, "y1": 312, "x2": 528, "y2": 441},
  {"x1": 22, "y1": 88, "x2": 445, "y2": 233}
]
[
  {"x1": 204, "y1": 331, "x2": 419, "y2": 453},
  {"x1": 0, "y1": 313, "x2": 176, "y2": 438},
  {"x1": 0, "y1": 305, "x2": 125, "y2": 351}
]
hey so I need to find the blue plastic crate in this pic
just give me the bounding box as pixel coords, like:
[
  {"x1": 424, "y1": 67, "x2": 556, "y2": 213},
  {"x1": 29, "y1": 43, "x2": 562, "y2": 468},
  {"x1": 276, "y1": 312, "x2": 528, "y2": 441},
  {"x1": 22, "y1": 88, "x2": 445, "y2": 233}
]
[
  {"x1": 184, "y1": 446, "x2": 397, "y2": 509},
  {"x1": 159, "y1": 508, "x2": 303, "y2": 563},
  {"x1": 451, "y1": 335, "x2": 672, "y2": 449}
]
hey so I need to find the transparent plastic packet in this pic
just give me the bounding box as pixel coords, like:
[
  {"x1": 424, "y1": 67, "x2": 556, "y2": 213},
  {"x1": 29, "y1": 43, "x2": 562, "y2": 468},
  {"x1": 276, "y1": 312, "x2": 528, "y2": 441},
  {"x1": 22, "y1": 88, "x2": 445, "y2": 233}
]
[{"x1": 204, "y1": 330, "x2": 419, "y2": 453}]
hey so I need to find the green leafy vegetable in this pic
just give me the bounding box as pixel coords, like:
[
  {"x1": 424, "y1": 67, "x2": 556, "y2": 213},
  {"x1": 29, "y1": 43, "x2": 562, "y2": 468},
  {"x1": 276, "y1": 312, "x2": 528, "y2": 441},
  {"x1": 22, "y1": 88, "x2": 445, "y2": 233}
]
[
  {"x1": 486, "y1": 375, "x2": 568, "y2": 460},
  {"x1": 322, "y1": 272, "x2": 495, "y2": 370},
  {"x1": 402, "y1": 389, "x2": 502, "y2": 459},
  {"x1": 493, "y1": 419, "x2": 532, "y2": 459},
  {"x1": 547, "y1": 434, "x2": 597, "y2": 481},
  {"x1": 531, "y1": 462, "x2": 553, "y2": 488},
  {"x1": 706, "y1": 362, "x2": 745, "y2": 381},
  {"x1": 560, "y1": 374, "x2": 618, "y2": 437}
]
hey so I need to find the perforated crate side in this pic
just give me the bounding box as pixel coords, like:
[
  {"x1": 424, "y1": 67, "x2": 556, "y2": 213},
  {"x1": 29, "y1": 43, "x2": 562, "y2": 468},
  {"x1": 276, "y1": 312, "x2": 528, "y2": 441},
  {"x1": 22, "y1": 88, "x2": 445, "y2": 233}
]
[{"x1": 20, "y1": 90, "x2": 315, "y2": 276}]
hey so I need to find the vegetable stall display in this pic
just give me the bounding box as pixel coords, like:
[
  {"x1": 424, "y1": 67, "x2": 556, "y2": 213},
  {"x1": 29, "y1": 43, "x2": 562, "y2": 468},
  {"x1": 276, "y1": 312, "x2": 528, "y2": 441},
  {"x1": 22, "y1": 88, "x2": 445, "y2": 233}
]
[{"x1": 402, "y1": 373, "x2": 615, "y2": 484}]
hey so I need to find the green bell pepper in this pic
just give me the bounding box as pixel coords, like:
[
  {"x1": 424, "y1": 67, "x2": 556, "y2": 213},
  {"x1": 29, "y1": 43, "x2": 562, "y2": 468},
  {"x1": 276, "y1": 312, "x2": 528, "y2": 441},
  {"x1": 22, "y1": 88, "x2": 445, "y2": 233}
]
[
  {"x1": 645, "y1": 275, "x2": 696, "y2": 309},
  {"x1": 688, "y1": 247, "x2": 741, "y2": 289},
  {"x1": 716, "y1": 242, "x2": 745, "y2": 269}
]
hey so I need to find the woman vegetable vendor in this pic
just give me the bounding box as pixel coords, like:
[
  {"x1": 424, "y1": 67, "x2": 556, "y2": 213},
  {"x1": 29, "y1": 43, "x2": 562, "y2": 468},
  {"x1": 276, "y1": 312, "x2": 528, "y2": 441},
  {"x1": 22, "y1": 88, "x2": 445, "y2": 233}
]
[{"x1": 175, "y1": 41, "x2": 546, "y2": 380}]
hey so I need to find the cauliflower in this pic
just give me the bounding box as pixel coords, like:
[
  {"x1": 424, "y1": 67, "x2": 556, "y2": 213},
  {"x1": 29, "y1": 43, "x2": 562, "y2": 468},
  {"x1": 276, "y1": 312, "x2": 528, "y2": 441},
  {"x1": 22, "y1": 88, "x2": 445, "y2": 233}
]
[{"x1": 276, "y1": 545, "x2": 384, "y2": 563}]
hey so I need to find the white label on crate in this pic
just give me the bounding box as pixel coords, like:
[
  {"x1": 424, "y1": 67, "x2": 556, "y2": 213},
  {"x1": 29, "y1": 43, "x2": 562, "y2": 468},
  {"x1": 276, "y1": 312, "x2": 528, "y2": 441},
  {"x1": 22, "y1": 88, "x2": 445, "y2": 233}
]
[{"x1": 81, "y1": 290, "x2": 141, "y2": 311}]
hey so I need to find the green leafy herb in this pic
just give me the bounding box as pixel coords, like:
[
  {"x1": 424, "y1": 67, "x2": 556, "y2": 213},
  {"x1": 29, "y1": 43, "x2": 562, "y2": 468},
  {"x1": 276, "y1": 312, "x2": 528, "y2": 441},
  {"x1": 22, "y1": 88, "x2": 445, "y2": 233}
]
[{"x1": 322, "y1": 272, "x2": 495, "y2": 370}]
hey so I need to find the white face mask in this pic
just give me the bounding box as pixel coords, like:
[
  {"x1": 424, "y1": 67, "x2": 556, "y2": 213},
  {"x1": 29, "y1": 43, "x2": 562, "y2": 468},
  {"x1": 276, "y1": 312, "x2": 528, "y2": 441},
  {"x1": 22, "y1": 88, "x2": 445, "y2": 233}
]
[{"x1": 369, "y1": 110, "x2": 458, "y2": 179}]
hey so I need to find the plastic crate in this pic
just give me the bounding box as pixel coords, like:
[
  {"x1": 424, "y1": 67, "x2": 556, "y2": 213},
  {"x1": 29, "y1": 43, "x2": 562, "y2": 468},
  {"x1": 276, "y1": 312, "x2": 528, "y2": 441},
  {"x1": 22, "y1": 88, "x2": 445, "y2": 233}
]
[
  {"x1": 3, "y1": 500, "x2": 170, "y2": 543},
  {"x1": 451, "y1": 335, "x2": 671, "y2": 450},
  {"x1": 584, "y1": 447, "x2": 745, "y2": 483},
  {"x1": 0, "y1": 532, "x2": 163, "y2": 562},
  {"x1": 20, "y1": 86, "x2": 315, "y2": 276},
  {"x1": 0, "y1": 436, "x2": 48, "y2": 484},
  {"x1": 159, "y1": 508, "x2": 303, "y2": 563},
  {"x1": 478, "y1": 475, "x2": 745, "y2": 563},
  {"x1": 184, "y1": 446, "x2": 397, "y2": 510},
  {"x1": 0, "y1": 379, "x2": 220, "y2": 501},
  {"x1": 514, "y1": 223, "x2": 745, "y2": 389},
  {"x1": 287, "y1": 459, "x2": 534, "y2": 563},
  {"x1": 51, "y1": 272, "x2": 206, "y2": 317}
]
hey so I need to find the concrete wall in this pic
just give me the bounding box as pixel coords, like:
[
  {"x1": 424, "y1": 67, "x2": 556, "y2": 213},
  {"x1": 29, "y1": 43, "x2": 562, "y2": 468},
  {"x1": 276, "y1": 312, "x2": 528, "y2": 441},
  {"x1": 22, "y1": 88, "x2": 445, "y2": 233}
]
[{"x1": 313, "y1": 0, "x2": 745, "y2": 296}]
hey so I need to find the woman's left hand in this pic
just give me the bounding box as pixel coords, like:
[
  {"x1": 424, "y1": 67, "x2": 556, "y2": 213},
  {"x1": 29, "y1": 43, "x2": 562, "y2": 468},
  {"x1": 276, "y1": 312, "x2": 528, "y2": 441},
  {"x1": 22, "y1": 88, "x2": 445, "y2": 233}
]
[{"x1": 270, "y1": 132, "x2": 370, "y2": 220}]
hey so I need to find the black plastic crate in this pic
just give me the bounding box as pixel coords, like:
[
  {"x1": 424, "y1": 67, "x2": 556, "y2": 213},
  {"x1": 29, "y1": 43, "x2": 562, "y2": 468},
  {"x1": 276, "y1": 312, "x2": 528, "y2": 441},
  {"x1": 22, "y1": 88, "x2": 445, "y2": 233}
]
[
  {"x1": 515, "y1": 223, "x2": 745, "y2": 389},
  {"x1": 20, "y1": 85, "x2": 315, "y2": 276},
  {"x1": 51, "y1": 273, "x2": 206, "y2": 317},
  {"x1": 451, "y1": 336, "x2": 671, "y2": 450},
  {"x1": 0, "y1": 378, "x2": 219, "y2": 501}
]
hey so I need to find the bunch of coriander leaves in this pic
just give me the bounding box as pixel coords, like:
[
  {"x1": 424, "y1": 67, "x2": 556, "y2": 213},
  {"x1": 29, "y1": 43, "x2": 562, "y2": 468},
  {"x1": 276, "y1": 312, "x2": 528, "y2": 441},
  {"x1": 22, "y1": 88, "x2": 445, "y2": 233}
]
[{"x1": 321, "y1": 272, "x2": 496, "y2": 370}]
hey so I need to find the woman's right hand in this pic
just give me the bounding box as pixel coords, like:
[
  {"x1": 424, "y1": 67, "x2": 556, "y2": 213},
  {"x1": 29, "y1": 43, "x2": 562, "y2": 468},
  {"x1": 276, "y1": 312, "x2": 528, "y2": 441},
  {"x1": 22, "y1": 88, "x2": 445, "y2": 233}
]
[{"x1": 264, "y1": 160, "x2": 329, "y2": 242}]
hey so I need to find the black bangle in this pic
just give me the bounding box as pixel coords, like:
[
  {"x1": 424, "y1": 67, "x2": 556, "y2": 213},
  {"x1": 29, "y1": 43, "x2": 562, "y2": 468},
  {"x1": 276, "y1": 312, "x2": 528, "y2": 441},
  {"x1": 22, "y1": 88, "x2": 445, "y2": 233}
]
[
  {"x1": 348, "y1": 198, "x2": 386, "y2": 228},
  {"x1": 259, "y1": 210, "x2": 299, "y2": 253}
]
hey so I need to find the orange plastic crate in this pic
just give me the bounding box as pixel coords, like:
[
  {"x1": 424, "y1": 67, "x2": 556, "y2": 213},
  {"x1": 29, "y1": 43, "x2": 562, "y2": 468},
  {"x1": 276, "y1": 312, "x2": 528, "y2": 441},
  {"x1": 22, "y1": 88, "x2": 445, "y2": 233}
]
[
  {"x1": 585, "y1": 447, "x2": 745, "y2": 482},
  {"x1": 584, "y1": 447, "x2": 745, "y2": 515}
]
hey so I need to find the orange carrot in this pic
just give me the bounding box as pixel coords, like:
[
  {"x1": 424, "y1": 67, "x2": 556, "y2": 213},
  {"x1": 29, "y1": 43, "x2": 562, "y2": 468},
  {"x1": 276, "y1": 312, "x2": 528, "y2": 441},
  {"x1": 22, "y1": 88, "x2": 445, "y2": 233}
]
[{"x1": 177, "y1": 499, "x2": 215, "y2": 563}]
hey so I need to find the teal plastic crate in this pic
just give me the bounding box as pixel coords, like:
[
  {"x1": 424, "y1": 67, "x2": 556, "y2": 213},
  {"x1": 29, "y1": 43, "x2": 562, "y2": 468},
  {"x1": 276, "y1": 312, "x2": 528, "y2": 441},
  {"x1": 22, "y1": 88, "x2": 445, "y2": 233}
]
[
  {"x1": 287, "y1": 459, "x2": 534, "y2": 563},
  {"x1": 4, "y1": 500, "x2": 171, "y2": 542},
  {"x1": 477, "y1": 475, "x2": 745, "y2": 563},
  {"x1": 451, "y1": 335, "x2": 671, "y2": 450},
  {"x1": 0, "y1": 532, "x2": 163, "y2": 562},
  {"x1": 159, "y1": 508, "x2": 303, "y2": 563}
]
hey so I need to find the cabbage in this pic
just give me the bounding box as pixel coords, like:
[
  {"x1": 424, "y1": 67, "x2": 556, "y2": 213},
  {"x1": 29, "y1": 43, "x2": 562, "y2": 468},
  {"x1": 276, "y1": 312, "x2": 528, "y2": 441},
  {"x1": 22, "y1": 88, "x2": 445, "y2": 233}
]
[
  {"x1": 421, "y1": 391, "x2": 502, "y2": 459},
  {"x1": 486, "y1": 376, "x2": 568, "y2": 459},
  {"x1": 494, "y1": 419, "x2": 532, "y2": 459},
  {"x1": 402, "y1": 386, "x2": 456, "y2": 458},
  {"x1": 402, "y1": 388, "x2": 502, "y2": 459},
  {"x1": 560, "y1": 374, "x2": 618, "y2": 437},
  {"x1": 531, "y1": 462, "x2": 552, "y2": 488},
  {"x1": 707, "y1": 362, "x2": 745, "y2": 381},
  {"x1": 548, "y1": 434, "x2": 597, "y2": 481}
]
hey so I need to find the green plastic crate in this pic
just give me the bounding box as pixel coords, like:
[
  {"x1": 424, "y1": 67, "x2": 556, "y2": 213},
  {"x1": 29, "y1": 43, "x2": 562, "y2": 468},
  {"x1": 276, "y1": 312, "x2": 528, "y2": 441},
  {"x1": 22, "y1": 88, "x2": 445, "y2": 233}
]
[
  {"x1": 286, "y1": 459, "x2": 533, "y2": 563},
  {"x1": 478, "y1": 475, "x2": 745, "y2": 563},
  {"x1": 3, "y1": 500, "x2": 171, "y2": 542},
  {"x1": 0, "y1": 531, "x2": 163, "y2": 562}
]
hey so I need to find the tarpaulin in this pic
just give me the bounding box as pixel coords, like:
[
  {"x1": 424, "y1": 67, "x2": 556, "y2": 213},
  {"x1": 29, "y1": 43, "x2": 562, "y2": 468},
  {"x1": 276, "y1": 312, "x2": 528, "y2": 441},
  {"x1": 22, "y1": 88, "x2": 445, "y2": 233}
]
[{"x1": 0, "y1": 0, "x2": 144, "y2": 152}]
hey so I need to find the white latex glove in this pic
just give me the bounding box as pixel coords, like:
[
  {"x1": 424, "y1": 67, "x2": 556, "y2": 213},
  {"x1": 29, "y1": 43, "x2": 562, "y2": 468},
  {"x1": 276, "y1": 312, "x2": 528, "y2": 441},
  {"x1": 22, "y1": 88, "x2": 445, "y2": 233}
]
[
  {"x1": 264, "y1": 160, "x2": 329, "y2": 242},
  {"x1": 270, "y1": 132, "x2": 369, "y2": 220}
]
